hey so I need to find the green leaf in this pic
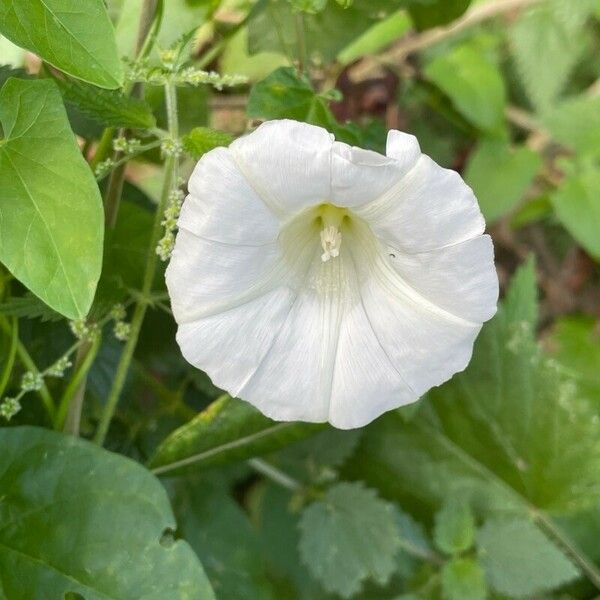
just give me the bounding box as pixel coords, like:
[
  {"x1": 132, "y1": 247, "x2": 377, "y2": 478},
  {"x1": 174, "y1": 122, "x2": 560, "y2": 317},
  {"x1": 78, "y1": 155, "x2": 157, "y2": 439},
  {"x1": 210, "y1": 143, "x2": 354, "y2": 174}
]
[
  {"x1": 0, "y1": 0, "x2": 123, "y2": 89},
  {"x1": 174, "y1": 476, "x2": 276, "y2": 600},
  {"x1": 0, "y1": 293, "x2": 62, "y2": 322},
  {"x1": 248, "y1": 66, "x2": 362, "y2": 145},
  {"x1": 0, "y1": 78, "x2": 104, "y2": 319},
  {"x1": 465, "y1": 139, "x2": 540, "y2": 223},
  {"x1": 477, "y1": 518, "x2": 579, "y2": 597},
  {"x1": 298, "y1": 482, "x2": 401, "y2": 598},
  {"x1": 548, "y1": 316, "x2": 600, "y2": 401},
  {"x1": 509, "y1": 0, "x2": 595, "y2": 111},
  {"x1": 182, "y1": 127, "x2": 234, "y2": 159},
  {"x1": 441, "y1": 558, "x2": 487, "y2": 600},
  {"x1": 347, "y1": 259, "x2": 600, "y2": 519},
  {"x1": 248, "y1": 0, "x2": 404, "y2": 63},
  {"x1": 434, "y1": 498, "x2": 476, "y2": 555},
  {"x1": 149, "y1": 395, "x2": 324, "y2": 476},
  {"x1": 424, "y1": 43, "x2": 506, "y2": 132},
  {"x1": 0, "y1": 426, "x2": 215, "y2": 599},
  {"x1": 409, "y1": 0, "x2": 471, "y2": 31},
  {"x1": 57, "y1": 77, "x2": 156, "y2": 129},
  {"x1": 337, "y1": 10, "x2": 412, "y2": 65},
  {"x1": 542, "y1": 95, "x2": 600, "y2": 157},
  {"x1": 550, "y1": 161, "x2": 600, "y2": 259}
]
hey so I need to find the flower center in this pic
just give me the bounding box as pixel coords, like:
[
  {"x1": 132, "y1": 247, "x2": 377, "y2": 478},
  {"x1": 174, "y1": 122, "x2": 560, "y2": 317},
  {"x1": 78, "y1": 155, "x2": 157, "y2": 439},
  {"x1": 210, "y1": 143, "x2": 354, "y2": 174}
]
[{"x1": 320, "y1": 225, "x2": 342, "y2": 262}]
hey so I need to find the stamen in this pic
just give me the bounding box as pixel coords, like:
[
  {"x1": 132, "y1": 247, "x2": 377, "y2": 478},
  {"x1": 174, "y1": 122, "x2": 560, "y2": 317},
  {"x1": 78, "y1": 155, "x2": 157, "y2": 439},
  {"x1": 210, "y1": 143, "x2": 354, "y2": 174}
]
[{"x1": 320, "y1": 225, "x2": 342, "y2": 262}]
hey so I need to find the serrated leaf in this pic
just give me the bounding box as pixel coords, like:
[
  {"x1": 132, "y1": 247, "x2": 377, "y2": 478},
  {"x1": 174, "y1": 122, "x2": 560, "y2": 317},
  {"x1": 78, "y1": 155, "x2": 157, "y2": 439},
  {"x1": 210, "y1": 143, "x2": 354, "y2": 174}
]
[
  {"x1": 550, "y1": 161, "x2": 600, "y2": 259},
  {"x1": 509, "y1": 0, "x2": 595, "y2": 111},
  {"x1": 441, "y1": 558, "x2": 487, "y2": 600},
  {"x1": 424, "y1": 43, "x2": 506, "y2": 132},
  {"x1": 434, "y1": 498, "x2": 476, "y2": 555},
  {"x1": 0, "y1": 426, "x2": 215, "y2": 599},
  {"x1": 477, "y1": 518, "x2": 579, "y2": 597},
  {"x1": 57, "y1": 77, "x2": 156, "y2": 129},
  {"x1": 0, "y1": 293, "x2": 62, "y2": 322},
  {"x1": 0, "y1": 0, "x2": 123, "y2": 88},
  {"x1": 182, "y1": 127, "x2": 233, "y2": 159},
  {"x1": 149, "y1": 395, "x2": 324, "y2": 476},
  {"x1": 465, "y1": 139, "x2": 540, "y2": 223},
  {"x1": 0, "y1": 78, "x2": 104, "y2": 319},
  {"x1": 298, "y1": 482, "x2": 401, "y2": 598},
  {"x1": 542, "y1": 95, "x2": 600, "y2": 157},
  {"x1": 347, "y1": 258, "x2": 600, "y2": 521},
  {"x1": 409, "y1": 0, "x2": 471, "y2": 31}
]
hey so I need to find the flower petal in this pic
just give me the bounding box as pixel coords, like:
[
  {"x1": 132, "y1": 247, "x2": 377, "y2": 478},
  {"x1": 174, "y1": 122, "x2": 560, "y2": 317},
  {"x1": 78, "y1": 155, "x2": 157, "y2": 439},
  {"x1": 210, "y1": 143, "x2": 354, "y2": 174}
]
[
  {"x1": 388, "y1": 235, "x2": 498, "y2": 323},
  {"x1": 355, "y1": 155, "x2": 485, "y2": 253},
  {"x1": 166, "y1": 229, "x2": 280, "y2": 324},
  {"x1": 180, "y1": 147, "x2": 279, "y2": 246},
  {"x1": 385, "y1": 130, "x2": 421, "y2": 171},
  {"x1": 229, "y1": 120, "x2": 333, "y2": 217}
]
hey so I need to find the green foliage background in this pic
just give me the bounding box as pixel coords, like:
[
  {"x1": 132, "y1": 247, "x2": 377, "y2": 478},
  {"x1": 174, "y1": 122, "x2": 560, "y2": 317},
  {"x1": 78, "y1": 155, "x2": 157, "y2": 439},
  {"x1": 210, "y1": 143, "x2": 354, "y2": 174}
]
[{"x1": 0, "y1": 0, "x2": 599, "y2": 598}]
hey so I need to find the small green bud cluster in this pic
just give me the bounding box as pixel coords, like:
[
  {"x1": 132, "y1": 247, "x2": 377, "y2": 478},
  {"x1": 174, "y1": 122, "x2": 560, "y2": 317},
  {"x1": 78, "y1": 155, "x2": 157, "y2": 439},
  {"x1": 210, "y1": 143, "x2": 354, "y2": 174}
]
[
  {"x1": 21, "y1": 371, "x2": 43, "y2": 392},
  {"x1": 110, "y1": 303, "x2": 131, "y2": 342},
  {"x1": 0, "y1": 397, "x2": 21, "y2": 421},
  {"x1": 161, "y1": 138, "x2": 184, "y2": 158},
  {"x1": 159, "y1": 48, "x2": 178, "y2": 71},
  {"x1": 113, "y1": 136, "x2": 142, "y2": 155},
  {"x1": 175, "y1": 67, "x2": 247, "y2": 90},
  {"x1": 156, "y1": 189, "x2": 184, "y2": 262},
  {"x1": 69, "y1": 319, "x2": 99, "y2": 342},
  {"x1": 95, "y1": 158, "x2": 114, "y2": 178},
  {"x1": 47, "y1": 356, "x2": 72, "y2": 378}
]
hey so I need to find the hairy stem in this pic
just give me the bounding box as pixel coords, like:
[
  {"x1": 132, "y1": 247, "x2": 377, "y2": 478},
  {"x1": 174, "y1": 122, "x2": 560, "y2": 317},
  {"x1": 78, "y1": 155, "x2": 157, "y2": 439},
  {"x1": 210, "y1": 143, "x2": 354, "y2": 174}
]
[
  {"x1": 94, "y1": 82, "x2": 179, "y2": 446},
  {"x1": 247, "y1": 458, "x2": 303, "y2": 492}
]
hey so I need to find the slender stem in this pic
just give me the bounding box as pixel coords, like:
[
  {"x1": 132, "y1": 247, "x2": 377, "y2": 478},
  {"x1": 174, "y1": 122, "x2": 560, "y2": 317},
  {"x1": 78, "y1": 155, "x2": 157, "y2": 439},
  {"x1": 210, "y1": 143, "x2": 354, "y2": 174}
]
[
  {"x1": 59, "y1": 334, "x2": 102, "y2": 434},
  {"x1": 90, "y1": 128, "x2": 115, "y2": 170},
  {"x1": 0, "y1": 317, "x2": 18, "y2": 399},
  {"x1": 0, "y1": 318, "x2": 56, "y2": 420},
  {"x1": 352, "y1": 0, "x2": 544, "y2": 80},
  {"x1": 104, "y1": 143, "x2": 127, "y2": 229},
  {"x1": 294, "y1": 12, "x2": 307, "y2": 73},
  {"x1": 93, "y1": 82, "x2": 179, "y2": 446},
  {"x1": 248, "y1": 458, "x2": 303, "y2": 492},
  {"x1": 96, "y1": 140, "x2": 163, "y2": 182}
]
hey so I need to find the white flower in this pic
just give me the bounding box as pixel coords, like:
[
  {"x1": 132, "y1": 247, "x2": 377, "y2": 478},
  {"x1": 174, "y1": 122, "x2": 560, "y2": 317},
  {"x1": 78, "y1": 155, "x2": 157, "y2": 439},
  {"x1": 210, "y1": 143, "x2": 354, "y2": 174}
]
[{"x1": 166, "y1": 120, "x2": 498, "y2": 429}]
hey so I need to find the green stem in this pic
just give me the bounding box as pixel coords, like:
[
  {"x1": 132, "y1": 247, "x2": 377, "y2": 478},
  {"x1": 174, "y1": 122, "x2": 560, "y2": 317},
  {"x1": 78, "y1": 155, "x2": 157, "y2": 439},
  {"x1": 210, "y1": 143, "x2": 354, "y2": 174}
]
[
  {"x1": 0, "y1": 318, "x2": 56, "y2": 420},
  {"x1": 294, "y1": 12, "x2": 307, "y2": 73},
  {"x1": 93, "y1": 81, "x2": 179, "y2": 446},
  {"x1": 104, "y1": 146, "x2": 127, "y2": 228},
  {"x1": 96, "y1": 140, "x2": 162, "y2": 183},
  {"x1": 0, "y1": 317, "x2": 18, "y2": 399},
  {"x1": 90, "y1": 128, "x2": 115, "y2": 170},
  {"x1": 58, "y1": 333, "x2": 102, "y2": 434},
  {"x1": 248, "y1": 458, "x2": 303, "y2": 492}
]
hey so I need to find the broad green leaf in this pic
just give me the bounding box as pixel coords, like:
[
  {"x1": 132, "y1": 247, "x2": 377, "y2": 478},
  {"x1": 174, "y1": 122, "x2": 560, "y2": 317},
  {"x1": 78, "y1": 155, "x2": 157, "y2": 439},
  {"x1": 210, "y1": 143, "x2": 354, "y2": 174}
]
[
  {"x1": 548, "y1": 316, "x2": 600, "y2": 401},
  {"x1": 0, "y1": 426, "x2": 215, "y2": 599},
  {"x1": 409, "y1": 0, "x2": 471, "y2": 31},
  {"x1": 0, "y1": 78, "x2": 103, "y2": 319},
  {"x1": 182, "y1": 127, "x2": 234, "y2": 159},
  {"x1": 509, "y1": 0, "x2": 595, "y2": 111},
  {"x1": 149, "y1": 395, "x2": 324, "y2": 476},
  {"x1": 465, "y1": 139, "x2": 540, "y2": 223},
  {"x1": 542, "y1": 95, "x2": 600, "y2": 158},
  {"x1": 57, "y1": 77, "x2": 156, "y2": 129},
  {"x1": 0, "y1": 0, "x2": 123, "y2": 89},
  {"x1": 248, "y1": 0, "x2": 404, "y2": 63},
  {"x1": 174, "y1": 477, "x2": 276, "y2": 600},
  {"x1": 347, "y1": 259, "x2": 600, "y2": 519},
  {"x1": 441, "y1": 558, "x2": 487, "y2": 600},
  {"x1": 298, "y1": 482, "x2": 401, "y2": 598},
  {"x1": 550, "y1": 161, "x2": 600, "y2": 259},
  {"x1": 424, "y1": 43, "x2": 506, "y2": 132},
  {"x1": 337, "y1": 10, "x2": 412, "y2": 65},
  {"x1": 434, "y1": 498, "x2": 476, "y2": 555},
  {"x1": 510, "y1": 195, "x2": 552, "y2": 229},
  {"x1": 477, "y1": 518, "x2": 579, "y2": 597}
]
